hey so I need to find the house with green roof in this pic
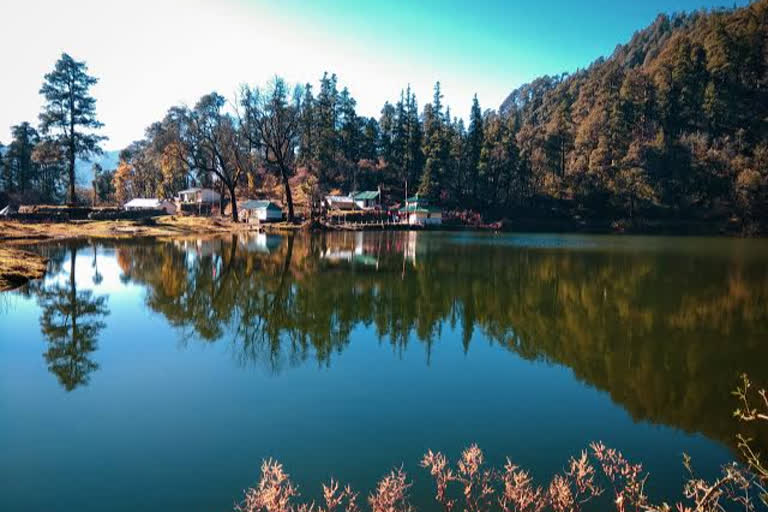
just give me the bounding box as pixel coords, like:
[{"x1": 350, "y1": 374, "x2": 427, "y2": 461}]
[
  {"x1": 351, "y1": 190, "x2": 380, "y2": 210},
  {"x1": 400, "y1": 195, "x2": 442, "y2": 226},
  {"x1": 239, "y1": 200, "x2": 283, "y2": 223}
]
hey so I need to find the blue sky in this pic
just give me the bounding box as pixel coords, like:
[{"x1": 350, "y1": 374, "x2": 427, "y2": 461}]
[{"x1": 2, "y1": 0, "x2": 749, "y2": 149}]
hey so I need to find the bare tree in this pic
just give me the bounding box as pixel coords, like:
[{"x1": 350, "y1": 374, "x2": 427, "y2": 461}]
[
  {"x1": 241, "y1": 78, "x2": 300, "y2": 222},
  {"x1": 182, "y1": 93, "x2": 249, "y2": 222}
]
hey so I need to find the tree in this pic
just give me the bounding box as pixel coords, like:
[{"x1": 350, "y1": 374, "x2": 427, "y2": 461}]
[
  {"x1": 93, "y1": 165, "x2": 115, "y2": 203},
  {"x1": 297, "y1": 83, "x2": 315, "y2": 165},
  {"x1": 184, "y1": 93, "x2": 249, "y2": 221},
  {"x1": 113, "y1": 160, "x2": 135, "y2": 204},
  {"x1": 39, "y1": 53, "x2": 105, "y2": 204},
  {"x1": 242, "y1": 78, "x2": 300, "y2": 222},
  {"x1": 467, "y1": 94, "x2": 484, "y2": 202},
  {"x1": 3, "y1": 122, "x2": 39, "y2": 195},
  {"x1": 419, "y1": 82, "x2": 449, "y2": 201},
  {"x1": 337, "y1": 87, "x2": 361, "y2": 188},
  {"x1": 31, "y1": 139, "x2": 65, "y2": 202},
  {"x1": 313, "y1": 73, "x2": 338, "y2": 185}
]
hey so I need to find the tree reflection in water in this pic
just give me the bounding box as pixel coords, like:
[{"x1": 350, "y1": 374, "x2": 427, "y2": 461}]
[
  {"x1": 36, "y1": 245, "x2": 109, "y2": 391},
  {"x1": 41, "y1": 231, "x2": 768, "y2": 454}
]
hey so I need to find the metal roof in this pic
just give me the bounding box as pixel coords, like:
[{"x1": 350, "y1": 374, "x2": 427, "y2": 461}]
[
  {"x1": 241, "y1": 200, "x2": 281, "y2": 210},
  {"x1": 400, "y1": 204, "x2": 441, "y2": 213},
  {"x1": 352, "y1": 190, "x2": 379, "y2": 200}
]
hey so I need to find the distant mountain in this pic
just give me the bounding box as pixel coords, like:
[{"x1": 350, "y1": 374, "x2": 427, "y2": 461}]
[{"x1": 75, "y1": 150, "x2": 120, "y2": 185}]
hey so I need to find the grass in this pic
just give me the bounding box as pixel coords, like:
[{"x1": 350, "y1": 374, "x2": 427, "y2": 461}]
[
  {"x1": 0, "y1": 214, "x2": 314, "y2": 291},
  {"x1": 0, "y1": 215, "x2": 257, "y2": 244},
  {"x1": 0, "y1": 247, "x2": 48, "y2": 291}
]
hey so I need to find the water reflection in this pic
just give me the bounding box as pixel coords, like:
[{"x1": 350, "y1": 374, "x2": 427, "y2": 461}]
[
  {"x1": 37, "y1": 246, "x2": 109, "y2": 391},
  {"x1": 20, "y1": 231, "x2": 768, "y2": 455}
]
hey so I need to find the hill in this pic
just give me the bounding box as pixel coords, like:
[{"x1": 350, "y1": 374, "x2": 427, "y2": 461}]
[
  {"x1": 74, "y1": 150, "x2": 120, "y2": 186},
  {"x1": 499, "y1": 0, "x2": 768, "y2": 232}
]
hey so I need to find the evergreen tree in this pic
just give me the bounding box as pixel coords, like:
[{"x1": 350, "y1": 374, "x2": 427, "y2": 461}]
[
  {"x1": 314, "y1": 72, "x2": 338, "y2": 186},
  {"x1": 3, "y1": 122, "x2": 39, "y2": 195},
  {"x1": 337, "y1": 87, "x2": 361, "y2": 188},
  {"x1": 467, "y1": 94, "x2": 484, "y2": 203},
  {"x1": 31, "y1": 139, "x2": 65, "y2": 203},
  {"x1": 378, "y1": 102, "x2": 396, "y2": 167},
  {"x1": 419, "y1": 82, "x2": 449, "y2": 201},
  {"x1": 39, "y1": 53, "x2": 105, "y2": 204},
  {"x1": 404, "y1": 87, "x2": 424, "y2": 188},
  {"x1": 360, "y1": 117, "x2": 380, "y2": 161},
  {"x1": 298, "y1": 83, "x2": 315, "y2": 165}
]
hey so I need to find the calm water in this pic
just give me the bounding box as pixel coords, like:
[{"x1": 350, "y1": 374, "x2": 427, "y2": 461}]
[{"x1": 1, "y1": 231, "x2": 767, "y2": 512}]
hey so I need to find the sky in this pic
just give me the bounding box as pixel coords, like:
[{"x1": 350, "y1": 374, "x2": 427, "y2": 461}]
[{"x1": 2, "y1": 0, "x2": 750, "y2": 150}]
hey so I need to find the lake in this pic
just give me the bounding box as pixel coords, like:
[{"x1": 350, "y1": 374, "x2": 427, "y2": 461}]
[{"x1": 1, "y1": 231, "x2": 767, "y2": 511}]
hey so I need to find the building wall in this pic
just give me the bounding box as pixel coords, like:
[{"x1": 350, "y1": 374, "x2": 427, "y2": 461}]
[
  {"x1": 407, "y1": 212, "x2": 442, "y2": 225},
  {"x1": 257, "y1": 208, "x2": 283, "y2": 221}
]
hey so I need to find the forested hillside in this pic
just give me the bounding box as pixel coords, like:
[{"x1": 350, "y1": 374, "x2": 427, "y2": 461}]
[
  {"x1": 500, "y1": 0, "x2": 768, "y2": 232},
  {"x1": 3, "y1": 1, "x2": 766, "y2": 232}
]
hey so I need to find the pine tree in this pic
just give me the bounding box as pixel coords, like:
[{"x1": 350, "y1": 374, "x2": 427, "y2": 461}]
[
  {"x1": 467, "y1": 94, "x2": 484, "y2": 203},
  {"x1": 313, "y1": 72, "x2": 338, "y2": 186},
  {"x1": 39, "y1": 53, "x2": 105, "y2": 204},
  {"x1": 419, "y1": 82, "x2": 449, "y2": 201},
  {"x1": 378, "y1": 102, "x2": 396, "y2": 167},
  {"x1": 404, "y1": 87, "x2": 424, "y2": 188},
  {"x1": 338, "y1": 87, "x2": 362, "y2": 165},
  {"x1": 298, "y1": 83, "x2": 315, "y2": 166},
  {"x1": 4, "y1": 122, "x2": 39, "y2": 195},
  {"x1": 360, "y1": 117, "x2": 380, "y2": 162},
  {"x1": 391, "y1": 90, "x2": 407, "y2": 182}
]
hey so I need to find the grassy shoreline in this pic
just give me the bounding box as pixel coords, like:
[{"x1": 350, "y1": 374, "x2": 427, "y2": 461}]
[
  {"x1": 0, "y1": 247, "x2": 48, "y2": 291},
  {"x1": 0, "y1": 216, "x2": 261, "y2": 291},
  {"x1": 0, "y1": 214, "x2": 761, "y2": 291}
]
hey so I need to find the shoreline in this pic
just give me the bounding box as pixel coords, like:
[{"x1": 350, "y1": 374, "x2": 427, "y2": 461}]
[
  {"x1": 0, "y1": 217, "x2": 258, "y2": 291},
  {"x1": 0, "y1": 215, "x2": 762, "y2": 291}
]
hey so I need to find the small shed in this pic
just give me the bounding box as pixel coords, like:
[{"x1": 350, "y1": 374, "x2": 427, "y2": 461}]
[
  {"x1": 240, "y1": 200, "x2": 283, "y2": 223},
  {"x1": 124, "y1": 198, "x2": 176, "y2": 215},
  {"x1": 352, "y1": 190, "x2": 380, "y2": 210}
]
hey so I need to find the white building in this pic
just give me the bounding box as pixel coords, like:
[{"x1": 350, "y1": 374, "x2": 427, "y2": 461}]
[
  {"x1": 124, "y1": 198, "x2": 176, "y2": 215},
  {"x1": 400, "y1": 196, "x2": 442, "y2": 226},
  {"x1": 351, "y1": 190, "x2": 380, "y2": 210},
  {"x1": 177, "y1": 187, "x2": 221, "y2": 204},
  {"x1": 240, "y1": 200, "x2": 283, "y2": 223}
]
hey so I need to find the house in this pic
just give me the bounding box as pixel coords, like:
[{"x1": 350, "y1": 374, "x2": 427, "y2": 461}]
[
  {"x1": 325, "y1": 194, "x2": 356, "y2": 210},
  {"x1": 351, "y1": 190, "x2": 380, "y2": 210},
  {"x1": 239, "y1": 200, "x2": 283, "y2": 223},
  {"x1": 124, "y1": 198, "x2": 176, "y2": 215},
  {"x1": 400, "y1": 195, "x2": 442, "y2": 226},
  {"x1": 177, "y1": 187, "x2": 221, "y2": 205}
]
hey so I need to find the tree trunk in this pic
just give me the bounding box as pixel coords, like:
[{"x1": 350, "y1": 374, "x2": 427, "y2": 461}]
[
  {"x1": 281, "y1": 167, "x2": 295, "y2": 222},
  {"x1": 229, "y1": 183, "x2": 239, "y2": 222},
  {"x1": 68, "y1": 140, "x2": 76, "y2": 205}
]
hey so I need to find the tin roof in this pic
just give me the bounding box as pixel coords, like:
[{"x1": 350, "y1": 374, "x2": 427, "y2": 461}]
[
  {"x1": 241, "y1": 200, "x2": 281, "y2": 210},
  {"x1": 352, "y1": 190, "x2": 379, "y2": 200}
]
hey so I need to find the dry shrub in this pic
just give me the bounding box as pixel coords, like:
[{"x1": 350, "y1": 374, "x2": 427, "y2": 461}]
[
  {"x1": 368, "y1": 467, "x2": 413, "y2": 512},
  {"x1": 423, "y1": 444, "x2": 605, "y2": 512},
  {"x1": 237, "y1": 376, "x2": 768, "y2": 512}
]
